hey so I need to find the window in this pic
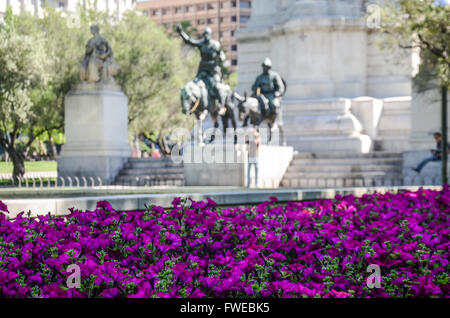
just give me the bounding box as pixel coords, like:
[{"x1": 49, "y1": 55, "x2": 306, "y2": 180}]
[
  {"x1": 185, "y1": 5, "x2": 193, "y2": 12},
  {"x1": 231, "y1": 30, "x2": 235, "y2": 37},
  {"x1": 231, "y1": 16, "x2": 237, "y2": 22},
  {"x1": 240, "y1": 15, "x2": 250, "y2": 23},
  {"x1": 197, "y1": 4, "x2": 205, "y2": 11},
  {"x1": 239, "y1": 1, "x2": 251, "y2": 8},
  {"x1": 207, "y1": 18, "x2": 215, "y2": 25},
  {"x1": 175, "y1": 7, "x2": 182, "y2": 14},
  {"x1": 197, "y1": 19, "x2": 206, "y2": 25},
  {"x1": 152, "y1": 9, "x2": 160, "y2": 16},
  {"x1": 231, "y1": 45, "x2": 237, "y2": 51},
  {"x1": 232, "y1": 1, "x2": 237, "y2": 8},
  {"x1": 232, "y1": 59, "x2": 238, "y2": 66},
  {"x1": 207, "y1": 3, "x2": 217, "y2": 10}
]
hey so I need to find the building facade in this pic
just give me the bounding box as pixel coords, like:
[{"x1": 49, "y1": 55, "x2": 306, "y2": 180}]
[
  {"x1": 136, "y1": 0, "x2": 252, "y2": 67},
  {"x1": 0, "y1": 0, "x2": 136, "y2": 20}
]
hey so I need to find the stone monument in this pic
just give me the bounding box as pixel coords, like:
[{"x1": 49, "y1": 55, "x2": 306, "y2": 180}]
[
  {"x1": 58, "y1": 25, "x2": 131, "y2": 184},
  {"x1": 236, "y1": 0, "x2": 414, "y2": 153}
]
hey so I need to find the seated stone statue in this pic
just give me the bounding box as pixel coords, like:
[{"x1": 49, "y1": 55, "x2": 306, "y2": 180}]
[{"x1": 80, "y1": 24, "x2": 118, "y2": 83}]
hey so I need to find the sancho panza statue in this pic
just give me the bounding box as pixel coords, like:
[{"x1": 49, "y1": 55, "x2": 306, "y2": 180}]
[
  {"x1": 176, "y1": 24, "x2": 227, "y2": 114},
  {"x1": 251, "y1": 58, "x2": 285, "y2": 116},
  {"x1": 80, "y1": 24, "x2": 118, "y2": 83}
]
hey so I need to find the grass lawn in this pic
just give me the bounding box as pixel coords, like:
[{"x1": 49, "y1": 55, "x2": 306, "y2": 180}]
[{"x1": 0, "y1": 161, "x2": 57, "y2": 174}]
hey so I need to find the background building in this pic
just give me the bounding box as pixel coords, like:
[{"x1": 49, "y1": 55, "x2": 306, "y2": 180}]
[
  {"x1": 0, "y1": 0, "x2": 136, "y2": 20},
  {"x1": 136, "y1": 0, "x2": 252, "y2": 67}
]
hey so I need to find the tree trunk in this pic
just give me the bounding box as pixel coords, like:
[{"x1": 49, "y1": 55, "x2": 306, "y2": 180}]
[
  {"x1": 442, "y1": 85, "x2": 448, "y2": 185},
  {"x1": 49, "y1": 136, "x2": 57, "y2": 160},
  {"x1": 158, "y1": 135, "x2": 171, "y2": 156},
  {"x1": 8, "y1": 147, "x2": 25, "y2": 181}
]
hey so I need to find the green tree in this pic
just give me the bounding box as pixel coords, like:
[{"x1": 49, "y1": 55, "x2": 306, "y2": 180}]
[
  {"x1": 1, "y1": 5, "x2": 198, "y2": 177},
  {"x1": 14, "y1": 8, "x2": 88, "y2": 160},
  {"x1": 379, "y1": 0, "x2": 450, "y2": 184},
  {"x1": 102, "y1": 10, "x2": 198, "y2": 153},
  {"x1": 0, "y1": 9, "x2": 50, "y2": 180}
]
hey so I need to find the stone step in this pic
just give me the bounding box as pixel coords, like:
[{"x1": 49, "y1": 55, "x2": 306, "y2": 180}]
[
  {"x1": 115, "y1": 175, "x2": 184, "y2": 186},
  {"x1": 280, "y1": 177, "x2": 404, "y2": 188},
  {"x1": 116, "y1": 174, "x2": 184, "y2": 181},
  {"x1": 128, "y1": 157, "x2": 174, "y2": 163},
  {"x1": 114, "y1": 157, "x2": 185, "y2": 186},
  {"x1": 290, "y1": 158, "x2": 402, "y2": 166},
  {"x1": 286, "y1": 164, "x2": 401, "y2": 173},
  {"x1": 283, "y1": 171, "x2": 402, "y2": 179},
  {"x1": 125, "y1": 162, "x2": 182, "y2": 169},
  {"x1": 292, "y1": 152, "x2": 402, "y2": 159},
  {"x1": 119, "y1": 168, "x2": 184, "y2": 176}
]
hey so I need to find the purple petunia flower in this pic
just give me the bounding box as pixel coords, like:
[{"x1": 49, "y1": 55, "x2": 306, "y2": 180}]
[
  {"x1": 96, "y1": 200, "x2": 115, "y2": 212},
  {"x1": 0, "y1": 200, "x2": 9, "y2": 214}
]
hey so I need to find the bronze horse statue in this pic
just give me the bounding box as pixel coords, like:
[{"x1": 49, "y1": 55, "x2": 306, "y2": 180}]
[
  {"x1": 233, "y1": 92, "x2": 286, "y2": 146},
  {"x1": 181, "y1": 79, "x2": 237, "y2": 144}
]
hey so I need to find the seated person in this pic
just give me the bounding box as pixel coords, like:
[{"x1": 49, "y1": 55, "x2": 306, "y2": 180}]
[{"x1": 413, "y1": 132, "x2": 450, "y2": 173}]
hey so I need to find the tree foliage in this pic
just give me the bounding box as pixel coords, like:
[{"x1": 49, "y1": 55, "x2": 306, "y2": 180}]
[
  {"x1": 101, "y1": 10, "x2": 198, "y2": 140},
  {"x1": 378, "y1": 0, "x2": 450, "y2": 185},
  {"x1": 379, "y1": 0, "x2": 449, "y2": 89},
  {"x1": 0, "y1": 6, "x2": 198, "y2": 178},
  {"x1": 0, "y1": 9, "x2": 50, "y2": 179}
]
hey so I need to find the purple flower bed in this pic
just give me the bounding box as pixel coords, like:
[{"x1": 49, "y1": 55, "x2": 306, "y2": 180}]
[{"x1": 0, "y1": 187, "x2": 449, "y2": 298}]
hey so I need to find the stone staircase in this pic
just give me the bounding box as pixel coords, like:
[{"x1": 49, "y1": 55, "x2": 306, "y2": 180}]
[
  {"x1": 280, "y1": 152, "x2": 403, "y2": 188},
  {"x1": 114, "y1": 157, "x2": 184, "y2": 186}
]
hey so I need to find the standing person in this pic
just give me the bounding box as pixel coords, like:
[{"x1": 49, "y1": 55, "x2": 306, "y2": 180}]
[
  {"x1": 247, "y1": 129, "x2": 261, "y2": 188},
  {"x1": 413, "y1": 132, "x2": 450, "y2": 173}
]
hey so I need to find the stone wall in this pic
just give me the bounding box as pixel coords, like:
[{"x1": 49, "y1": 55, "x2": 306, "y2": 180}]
[{"x1": 183, "y1": 144, "x2": 293, "y2": 187}]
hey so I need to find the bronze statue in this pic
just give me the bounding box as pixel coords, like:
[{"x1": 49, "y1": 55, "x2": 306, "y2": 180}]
[
  {"x1": 177, "y1": 24, "x2": 237, "y2": 143},
  {"x1": 251, "y1": 58, "x2": 285, "y2": 116},
  {"x1": 80, "y1": 25, "x2": 118, "y2": 83},
  {"x1": 234, "y1": 58, "x2": 287, "y2": 145}
]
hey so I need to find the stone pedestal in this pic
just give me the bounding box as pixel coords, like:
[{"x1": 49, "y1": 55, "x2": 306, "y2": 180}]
[
  {"x1": 376, "y1": 96, "x2": 412, "y2": 152},
  {"x1": 236, "y1": 0, "x2": 414, "y2": 154},
  {"x1": 283, "y1": 98, "x2": 372, "y2": 153},
  {"x1": 58, "y1": 82, "x2": 131, "y2": 184},
  {"x1": 183, "y1": 144, "x2": 293, "y2": 188},
  {"x1": 351, "y1": 96, "x2": 412, "y2": 152},
  {"x1": 236, "y1": 0, "x2": 412, "y2": 99},
  {"x1": 409, "y1": 87, "x2": 450, "y2": 150}
]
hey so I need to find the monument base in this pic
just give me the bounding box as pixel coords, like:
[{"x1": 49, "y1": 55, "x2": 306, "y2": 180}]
[
  {"x1": 58, "y1": 82, "x2": 131, "y2": 184},
  {"x1": 58, "y1": 156, "x2": 128, "y2": 184},
  {"x1": 282, "y1": 98, "x2": 372, "y2": 153},
  {"x1": 286, "y1": 135, "x2": 372, "y2": 154},
  {"x1": 183, "y1": 144, "x2": 293, "y2": 188}
]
